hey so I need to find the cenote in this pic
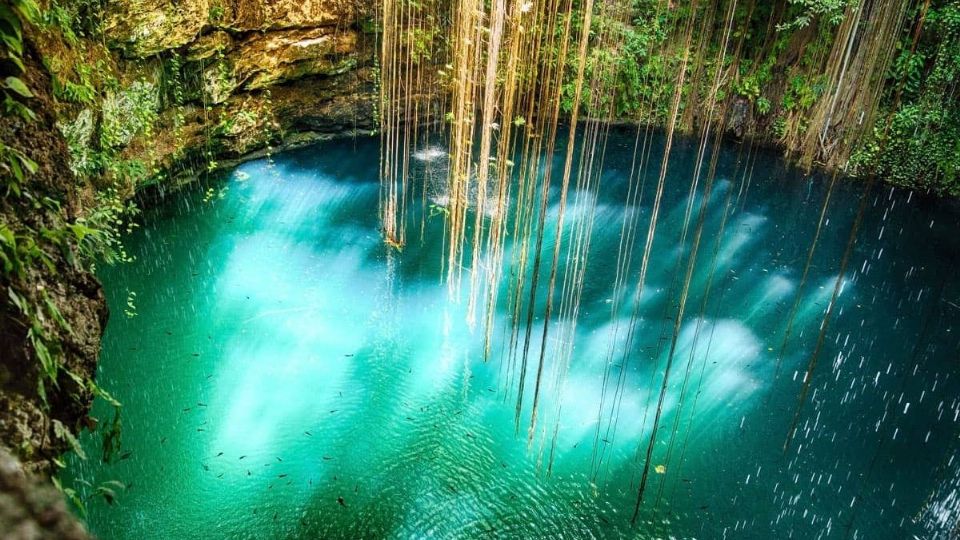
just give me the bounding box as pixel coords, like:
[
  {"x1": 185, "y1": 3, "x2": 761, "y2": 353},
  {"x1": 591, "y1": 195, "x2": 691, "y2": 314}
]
[{"x1": 57, "y1": 128, "x2": 960, "y2": 539}]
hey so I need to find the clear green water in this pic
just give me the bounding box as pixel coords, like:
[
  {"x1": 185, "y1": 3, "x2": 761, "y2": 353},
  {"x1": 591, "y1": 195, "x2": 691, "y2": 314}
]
[{"x1": 65, "y1": 130, "x2": 960, "y2": 539}]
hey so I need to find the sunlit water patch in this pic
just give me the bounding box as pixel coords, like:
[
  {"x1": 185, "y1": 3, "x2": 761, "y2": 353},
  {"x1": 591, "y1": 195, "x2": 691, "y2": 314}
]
[{"x1": 65, "y1": 130, "x2": 960, "y2": 539}]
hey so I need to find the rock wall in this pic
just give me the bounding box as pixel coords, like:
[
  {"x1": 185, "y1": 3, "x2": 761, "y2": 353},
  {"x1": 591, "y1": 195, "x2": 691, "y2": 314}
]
[
  {"x1": 0, "y1": 33, "x2": 107, "y2": 477},
  {"x1": 105, "y1": 0, "x2": 369, "y2": 100},
  {"x1": 122, "y1": 0, "x2": 374, "y2": 155},
  {"x1": 106, "y1": 0, "x2": 363, "y2": 57},
  {"x1": 0, "y1": 448, "x2": 90, "y2": 540},
  {"x1": 43, "y1": 0, "x2": 377, "y2": 195},
  {"x1": 0, "y1": 29, "x2": 105, "y2": 539}
]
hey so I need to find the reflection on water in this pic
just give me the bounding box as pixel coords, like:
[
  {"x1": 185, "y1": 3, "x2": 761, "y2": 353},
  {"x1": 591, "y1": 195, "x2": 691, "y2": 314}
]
[{"x1": 65, "y1": 130, "x2": 960, "y2": 538}]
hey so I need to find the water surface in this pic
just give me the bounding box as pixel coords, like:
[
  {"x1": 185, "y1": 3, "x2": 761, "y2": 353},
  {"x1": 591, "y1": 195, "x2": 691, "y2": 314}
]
[{"x1": 66, "y1": 130, "x2": 960, "y2": 538}]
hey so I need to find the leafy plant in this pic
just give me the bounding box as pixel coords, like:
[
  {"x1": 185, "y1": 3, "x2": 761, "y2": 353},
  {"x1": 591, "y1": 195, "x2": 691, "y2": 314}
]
[
  {"x1": 782, "y1": 75, "x2": 823, "y2": 112},
  {"x1": 756, "y1": 96, "x2": 771, "y2": 115},
  {"x1": 51, "y1": 62, "x2": 98, "y2": 105},
  {"x1": 40, "y1": 0, "x2": 102, "y2": 41},
  {"x1": 0, "y1": 142, "x2": 38, "y2": 196},
  {"x1": 0, "y1": 0, "x2": 40, "y2": 122},
  {"x1": 100, "y1": 80, "x2": 160, "y2": 150},
  {"x1": 733, "y1": 74, "x2": 761, "y2": 101},
  {"x1": 779, "y1": 0, "x2": 852, "y2": 31},
  {"x1": 208, "y1": 3, "x2": 225, "y2": 23}
]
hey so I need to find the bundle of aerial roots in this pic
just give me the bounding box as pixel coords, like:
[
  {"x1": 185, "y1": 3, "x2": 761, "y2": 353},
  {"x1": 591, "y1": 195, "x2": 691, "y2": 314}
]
[{"x1": 376, "y1": 0, "x2": 918, "y2": 524}]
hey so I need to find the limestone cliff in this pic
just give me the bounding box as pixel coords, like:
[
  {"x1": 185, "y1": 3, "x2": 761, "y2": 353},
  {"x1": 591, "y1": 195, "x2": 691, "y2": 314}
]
[
  {"x1": 0, "y1": 26, "x2": 107, "y2": 478},
  {"x1": 40, "y1": 0, "x2": 376, "y2": 195}
]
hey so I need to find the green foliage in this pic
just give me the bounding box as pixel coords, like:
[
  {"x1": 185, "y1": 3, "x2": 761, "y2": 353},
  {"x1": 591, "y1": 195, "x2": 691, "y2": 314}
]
[
  {"x1": 0, "y1": 142, "x2": 38, "y2": 196},
  {"x1": 208, "y1": 3, "x2": 225, "y2": 23},
  {"x1": 733, "y1": 57, "x2": 775, "y2": 109},
  {"x1": 558, "y1": 0, "x2": 670, "y2": 119},
  {"x1": 3, "y1": 184, "x2": 136, "y2": 402},
  {"x1": 1, "y1": 0, "x2": 39, "y2": 122},
  {"x1": 7, "y1": 283, "x2": 67, "y2": 406},
  {"x1": 214, "y1": 107, "x2": 260, "y2": 138},
  {"x1": 779, "y1": 0, "x2": 852, "y2": 31},
  {"x1": 67, "y1": 187, "x2": 139, "y2": 266},
  {"x1": 8, "y1": 189, "x2": 135, "y2": 289},
  {"x1": 161, "y1": 53, "x2": 186, "y2": 108},
  {"x1": 51, "y1": 62, "x2": 97, "y2": 104},
  {"x1": 201, "y1": 186, "x2": 227, "y2": 203},
  {"x1": 100, "y1": 80, "x2": 160, "y2": 150},
  {"x1": 360, "y1": 16, "x2": 380, "y2": 34},
  {"x1": 851, "y1": 103, "x2": 960, "y2": 193},
  {"x1": 52, "y1": 76, "x2": 96, "y2": 104},
  {"x1": 733, "y1": 74, "x2": 761, "y2": 101},
  {"x1": 41, "y1": 2, "x2": 77, "y2": 44},
  {"x1": 202, "y1": 49, "x2": 234, "y2": 105},
  {"x1": 40, "y1": 0, "x2": 102, "y2": 42},
  {"x1": 889, "y1": 49, "x2": 927, "y2": 99},
  {"x1": 851, "y1": 1, "x2": 960, "y2": 195},
  {"x1": 58, "y1": 78, "x2": 159, "y2": 191},
  {"x1": 782, "y1": 75, "x2": 824, "y2": 112},
  {"x1": 756, "y1": 96, "x2": 771, "y2": 115},
  {"x1": 2, "y1": 0, "x2": 140, "y2": 423},
  {"x1": 0, "y1": 220, "x2": 52, "y2": 279},
  {"x1": 406, "y1": 25, "x2": 442, "y2": 63}
]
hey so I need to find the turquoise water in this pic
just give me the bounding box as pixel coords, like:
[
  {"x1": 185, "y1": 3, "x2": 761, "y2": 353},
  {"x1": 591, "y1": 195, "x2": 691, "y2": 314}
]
[{"x1": 65, "y1": 130, "x2": 960, "y2": 538}]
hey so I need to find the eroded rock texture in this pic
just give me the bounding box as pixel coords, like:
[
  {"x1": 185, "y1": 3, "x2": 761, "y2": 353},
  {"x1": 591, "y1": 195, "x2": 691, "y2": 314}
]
[
  {"x1": 0, "y1": 449, "x2": 91, "y2": 540},
  {"x1": 0, "y1": 34, "x2": 106, "y2": 540},
  {"x1": 0, "y1": 40, "x2": 107, "y2": 477},
  {"x1": 98, "y1": 0, "x2": 376, "y2": 175}
]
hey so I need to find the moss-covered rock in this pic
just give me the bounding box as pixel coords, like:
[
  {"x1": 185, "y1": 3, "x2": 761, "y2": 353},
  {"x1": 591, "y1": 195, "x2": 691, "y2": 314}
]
[
  {"x1": 105, "y1": 0, "x2": 365, "y2": 58},
  {"x1": 104, "y1": 0, "x2": 210, "y2": 57},
  {"x1": 197, "y1": 27, "x2": 361, "y2": 104}
]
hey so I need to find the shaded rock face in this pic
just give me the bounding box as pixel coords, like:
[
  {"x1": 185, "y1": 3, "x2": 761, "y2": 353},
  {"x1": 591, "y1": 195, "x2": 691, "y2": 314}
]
[
  {"x1": 0, "y1": 42, "x2": 107, "y2": 477},
  {"x1": 106, "y1": 0, "x2": 361, "y2": 57},
  {"x1": 104, "y1": 0, "x2": 371, "y2": 107},
  {"x1": 99, "y1": 0, "x2": 376, "y2": 179},
  {"x1": 727, "y1": 97, "x2": 751, "y2": 139},
  {"x1": 0, "y1": 36, "x2": 105, "y2": 540},
  {"x1": 197, "y1": 26, "x2": 362, "y2": 103},
  {"x1": 0, "y1": 448, "x2": 91, "y2": 540}
]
